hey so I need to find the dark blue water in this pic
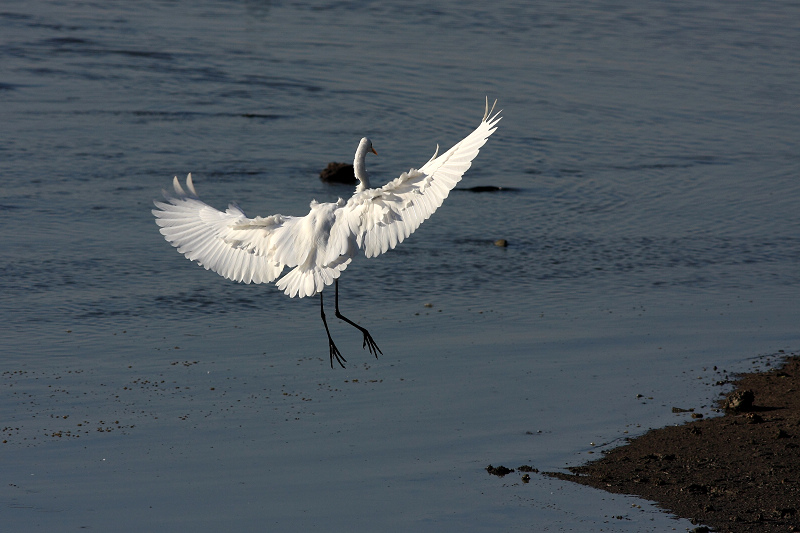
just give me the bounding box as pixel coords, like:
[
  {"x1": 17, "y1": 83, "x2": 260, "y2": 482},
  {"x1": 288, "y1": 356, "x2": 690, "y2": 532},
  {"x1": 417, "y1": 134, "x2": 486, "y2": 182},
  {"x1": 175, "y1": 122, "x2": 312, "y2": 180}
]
[{"x1": 2, "y1": 1, "x2": 799, "y2": 531}]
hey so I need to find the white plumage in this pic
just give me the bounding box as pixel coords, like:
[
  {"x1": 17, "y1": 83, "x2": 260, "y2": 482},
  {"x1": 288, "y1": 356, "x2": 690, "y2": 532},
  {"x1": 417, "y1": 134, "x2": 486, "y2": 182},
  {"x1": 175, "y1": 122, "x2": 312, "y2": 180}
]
[{"x1": 153, "y1": 99, "x2": 501, "y2": 367}]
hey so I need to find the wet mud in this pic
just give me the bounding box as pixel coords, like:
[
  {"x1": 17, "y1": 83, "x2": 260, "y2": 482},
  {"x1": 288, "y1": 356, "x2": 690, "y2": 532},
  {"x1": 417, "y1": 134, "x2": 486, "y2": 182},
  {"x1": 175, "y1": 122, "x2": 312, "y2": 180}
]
[{"x1": 548, "y1": 355, "x2": 800, "y2": 532}]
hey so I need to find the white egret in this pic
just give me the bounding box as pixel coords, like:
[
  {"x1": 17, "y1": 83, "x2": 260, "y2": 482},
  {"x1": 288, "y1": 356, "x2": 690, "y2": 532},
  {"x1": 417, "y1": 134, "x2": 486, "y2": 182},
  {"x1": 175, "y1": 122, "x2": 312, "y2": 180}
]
[{"x1": 153, "y1": 99, "x2": 501, "y2": 367}]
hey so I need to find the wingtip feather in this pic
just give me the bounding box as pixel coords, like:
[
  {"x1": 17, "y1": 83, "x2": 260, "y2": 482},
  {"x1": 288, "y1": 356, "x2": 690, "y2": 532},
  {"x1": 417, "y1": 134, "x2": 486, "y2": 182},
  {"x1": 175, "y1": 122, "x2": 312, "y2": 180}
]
[
  {"x1": 482, "y1": 97, "x2": 502, "y2": 125},
  {"x1": 186, "y1": 173, "x2": 198, "y2": 196},
  {"x1": 172, "y1": 176, "x2": 185, "y2": 196},
  {"x1": 482, "y1": 97, "x2": 498, "y2": 122}
]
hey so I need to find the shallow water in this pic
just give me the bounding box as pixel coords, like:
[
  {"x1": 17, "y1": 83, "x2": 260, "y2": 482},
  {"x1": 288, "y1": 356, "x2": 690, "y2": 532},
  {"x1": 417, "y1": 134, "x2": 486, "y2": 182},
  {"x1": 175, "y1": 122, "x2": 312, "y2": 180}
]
[{"x1": 2, "y1": 1, "x2": 799, "y2": 531}]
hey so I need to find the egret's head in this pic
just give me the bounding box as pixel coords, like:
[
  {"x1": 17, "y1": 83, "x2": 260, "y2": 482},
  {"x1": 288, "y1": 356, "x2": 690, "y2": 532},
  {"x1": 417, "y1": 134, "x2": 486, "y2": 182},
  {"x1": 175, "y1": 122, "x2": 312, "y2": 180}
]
[{"x1": 361, "y1": 137, "x2": 378, "y2": 156}]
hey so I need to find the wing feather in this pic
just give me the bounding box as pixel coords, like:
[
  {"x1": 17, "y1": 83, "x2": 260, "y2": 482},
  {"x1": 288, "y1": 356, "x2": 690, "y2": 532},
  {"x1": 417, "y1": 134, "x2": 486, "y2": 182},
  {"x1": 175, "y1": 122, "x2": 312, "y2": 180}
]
[
  {"x1": 333, "y1": 104, "x2": 500, "y2": 260},
  {"x1": 153, "y1": 174, "x2": 288, "y2": 284}
]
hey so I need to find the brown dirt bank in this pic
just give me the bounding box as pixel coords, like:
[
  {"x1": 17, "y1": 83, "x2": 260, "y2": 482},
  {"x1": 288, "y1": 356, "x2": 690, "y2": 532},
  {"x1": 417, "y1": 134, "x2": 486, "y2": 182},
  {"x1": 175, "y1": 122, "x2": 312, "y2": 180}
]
[{"x1": 547, "y1": 354, "x2": 800, "y2": 533}]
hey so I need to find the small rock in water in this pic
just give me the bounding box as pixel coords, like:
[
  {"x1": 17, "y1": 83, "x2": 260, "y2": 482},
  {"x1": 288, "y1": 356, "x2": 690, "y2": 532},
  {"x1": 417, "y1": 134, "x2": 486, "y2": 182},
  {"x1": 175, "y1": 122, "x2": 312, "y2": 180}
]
[
  {"x1": 319, "y1": 162, "x2": 356, "y2": 184},
  {"x1": 494, "y1": 239, "x2": 508, "y2": 247}
]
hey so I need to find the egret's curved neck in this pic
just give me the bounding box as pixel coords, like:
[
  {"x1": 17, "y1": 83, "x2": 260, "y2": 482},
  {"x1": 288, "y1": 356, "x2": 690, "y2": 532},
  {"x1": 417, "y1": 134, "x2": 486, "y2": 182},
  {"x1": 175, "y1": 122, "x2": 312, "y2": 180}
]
[{"x1": 354, "y1": 138, "x2": 372, "y2": 192}]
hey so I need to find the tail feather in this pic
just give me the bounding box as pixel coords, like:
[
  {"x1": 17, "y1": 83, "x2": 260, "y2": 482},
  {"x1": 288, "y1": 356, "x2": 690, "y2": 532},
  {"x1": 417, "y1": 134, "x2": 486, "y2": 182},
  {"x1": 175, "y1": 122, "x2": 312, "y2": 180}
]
[{"x1": 276, "y1": 256, "x2": 352, "y2": 298}]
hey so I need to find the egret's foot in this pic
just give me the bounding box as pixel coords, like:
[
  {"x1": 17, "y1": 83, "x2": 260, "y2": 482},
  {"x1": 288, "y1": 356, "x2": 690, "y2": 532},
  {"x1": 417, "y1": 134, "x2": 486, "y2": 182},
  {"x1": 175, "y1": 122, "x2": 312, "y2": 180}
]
[
  {"x1": 329, "y1": 339, "x2": 347, "y2": 369},
  {"x1": 362, "y1": 331, "x2": 383, "y2": 359}
]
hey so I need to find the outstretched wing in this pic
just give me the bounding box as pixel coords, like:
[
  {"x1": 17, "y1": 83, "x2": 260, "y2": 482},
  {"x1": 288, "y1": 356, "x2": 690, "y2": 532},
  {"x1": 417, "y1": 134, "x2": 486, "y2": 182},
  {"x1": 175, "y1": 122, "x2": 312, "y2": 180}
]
[
  {"x1": 337, "y1": 99, "x2": 501, "y2": 258},
  {"x1": 154, "y1": 175, "x2": 354, "y2": 298},
  {"x1": 152, "y1": 174, "x2": 291, "y2": 284},
  {"x1": 153, "y1": 99, "x2": 501, "y2": 298}
]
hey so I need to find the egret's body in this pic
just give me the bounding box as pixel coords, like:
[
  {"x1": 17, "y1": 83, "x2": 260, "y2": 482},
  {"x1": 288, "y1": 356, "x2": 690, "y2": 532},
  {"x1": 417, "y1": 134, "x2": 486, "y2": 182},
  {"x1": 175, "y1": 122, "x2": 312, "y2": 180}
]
[{"x1": 153, "y1": 100, "x2": 501, "y2": 367}]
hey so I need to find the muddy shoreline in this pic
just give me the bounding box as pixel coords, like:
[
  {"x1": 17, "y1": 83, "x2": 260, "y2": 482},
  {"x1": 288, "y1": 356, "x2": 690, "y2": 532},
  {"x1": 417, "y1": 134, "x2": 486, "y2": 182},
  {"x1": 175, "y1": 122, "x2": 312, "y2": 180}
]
[{"x1": 547, "y1": 354, "x2": 800, "y2": 532}]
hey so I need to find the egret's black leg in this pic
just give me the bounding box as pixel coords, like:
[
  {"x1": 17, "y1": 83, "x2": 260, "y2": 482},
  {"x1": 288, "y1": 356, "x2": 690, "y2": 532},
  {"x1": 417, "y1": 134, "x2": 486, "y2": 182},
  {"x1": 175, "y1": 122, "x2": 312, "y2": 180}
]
[
  {"x1": 320, "y1": 291, "x2": 346, "y2": 368},
  {"x1": 334, "y1": 279, "x2": 383, "y2": 358}
]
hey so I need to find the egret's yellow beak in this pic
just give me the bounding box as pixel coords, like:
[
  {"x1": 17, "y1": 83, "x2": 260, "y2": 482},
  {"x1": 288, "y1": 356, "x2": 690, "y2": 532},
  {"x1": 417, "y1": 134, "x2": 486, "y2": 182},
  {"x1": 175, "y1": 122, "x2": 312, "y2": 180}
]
[{"x1": 371, "y1": 147, "x2": 378, "y2": 155}]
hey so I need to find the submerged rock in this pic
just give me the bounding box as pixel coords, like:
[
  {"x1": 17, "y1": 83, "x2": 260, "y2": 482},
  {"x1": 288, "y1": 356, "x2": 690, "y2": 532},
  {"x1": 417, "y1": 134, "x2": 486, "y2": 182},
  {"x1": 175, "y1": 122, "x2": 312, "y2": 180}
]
[
  {"x1": 486, "y1": 464, "x2": 514, "y2": 477},
  {"x1": 458, "y1": 185, "x2": 519, "y2": 193}
]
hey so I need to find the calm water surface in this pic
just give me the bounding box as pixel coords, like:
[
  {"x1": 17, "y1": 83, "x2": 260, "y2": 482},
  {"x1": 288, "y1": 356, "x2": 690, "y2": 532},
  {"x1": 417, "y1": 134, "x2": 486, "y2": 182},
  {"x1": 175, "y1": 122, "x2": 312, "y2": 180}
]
[{"x1": 2, "y1": 1, "x2": 799, "y2": 531}]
